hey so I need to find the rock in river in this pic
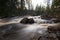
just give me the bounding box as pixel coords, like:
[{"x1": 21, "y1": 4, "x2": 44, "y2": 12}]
[{"x1": 20, "y1": 18, "x2": 35, "y2": 24}]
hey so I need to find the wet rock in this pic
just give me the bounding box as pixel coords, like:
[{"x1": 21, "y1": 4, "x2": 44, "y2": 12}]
[
  {"x1": 48, "y1": 26, "x2": 57, "y2": 33},
  {"x1": 28, "y1": 18, "x2": 35, "y2": 24},
  {"x1": 31, "y1": 33, "x2": 41, "y2": 40},
  {"x1": 48, "y1": 26, "x2": 60, "y2": 33},
  {"x1": 47, "y1": 25, "x2": 60, "y2": 40},
  {"x1": 20, "y1": 18, "x2": 28, "y2": 24},
  {"x1": 46, "y1": 33, "x2": 58, "y2": 40},
  {"x1": 51, "y1": 18, "x2": 60, "y2": 23},
  {"x1": 20, "y1": 18, "x2": 35, "y2": 24},
  {"x1": 37, "y1": 33, "x2": 57, "y2": 40}
]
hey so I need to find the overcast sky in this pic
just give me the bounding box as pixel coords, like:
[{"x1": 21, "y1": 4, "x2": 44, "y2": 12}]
[{"x1": 31, "y1": 0, "x2": 52, "y2": 9}]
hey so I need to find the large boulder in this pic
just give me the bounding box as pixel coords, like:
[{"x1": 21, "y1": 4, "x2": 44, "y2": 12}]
[
  {"x1": 28, "y1": 18, "x2": 35, "y2": 24},
  {"x1": 48, "y1": 25, "x2": 60, "y2": 33},
  {"x1": 20, "y1": 18, "x2": 35, "y2": 24},
  {"x1": 47, "y1": 25, "x2": 60, "y2": 40},
  {"x1": 20, "y1": 18, "x2": 28, "y2": 24}
]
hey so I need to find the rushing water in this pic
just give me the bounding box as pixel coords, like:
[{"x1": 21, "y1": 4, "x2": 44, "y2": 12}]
[
  {"x1": 0, "y1": 23, "x2": 48, "y2": 40},
  {"x1": 0, "y1": 16, "x2": 59, "y2": 40}
]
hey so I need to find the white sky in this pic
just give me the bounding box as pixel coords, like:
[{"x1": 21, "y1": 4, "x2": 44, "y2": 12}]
[{"x1": 31, "y1": 0, "x2": 52, "y2": 9}]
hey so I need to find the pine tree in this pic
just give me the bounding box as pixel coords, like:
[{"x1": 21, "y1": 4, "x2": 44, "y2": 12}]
[{"x1": 51, "y1": 0, "x2": 60, "y2": 17}]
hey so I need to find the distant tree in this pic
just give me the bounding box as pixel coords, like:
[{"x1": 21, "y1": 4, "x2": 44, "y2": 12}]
[
  {"x1": 0, "y1": 0, "x2": 35, "y2": 17},
  {"x1": 20, "y1": 0, "x2": 25, "y2": 10},
  {"x1": 0, "y1": 0, "x2": 27, "y2": 17},
  {"x1": 26, "y1": 0, "x2": 33, "y2": 10},
  {"x1": 51, "y1": 0, "x2": 60, "y2": 17},
  {"x1": 35, "y1": 5, "x2": 45, "y2": 15},
  {"x1": 45, "y1": 0, "x2": 51, "y2": 15},
  {"x1": 0, "y1": 0, "x2": 17, "y2": 17}
]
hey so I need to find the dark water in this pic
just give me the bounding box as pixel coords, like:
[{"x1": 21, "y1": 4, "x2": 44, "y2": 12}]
[
  {"x1": 0, "y1": 23, "x2": 48, "y2": 40},
  {"x1": 0, "y1": 16, "x2": 60, "y2": 40}
]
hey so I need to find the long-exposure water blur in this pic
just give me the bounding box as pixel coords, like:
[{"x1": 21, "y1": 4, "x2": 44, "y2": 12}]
[{"x1": 0, "y1": 0, "x2": 60, "y2": 40}]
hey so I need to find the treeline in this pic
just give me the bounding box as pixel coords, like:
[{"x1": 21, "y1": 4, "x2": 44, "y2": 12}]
[
  {"x1": 34, "y1": 0, "x2": 60, "y2": 19},
  {"x1": 0, "y1": 0, "x2": 34, "y2": 18},
  {"x1": 0, "y1": 0, "x2": 60, "y2": 18},
  {"x1": 51, "y1": 0, "x2": 60, "y2": 18}
]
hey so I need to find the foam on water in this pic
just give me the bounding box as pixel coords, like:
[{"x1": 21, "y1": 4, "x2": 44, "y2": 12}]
[
  {"x1": 22, "y1": 23, "x2": 48, "y2": 34},
  {"x1": 7, "y1": 16, "x2": 48, "y2": 35}
]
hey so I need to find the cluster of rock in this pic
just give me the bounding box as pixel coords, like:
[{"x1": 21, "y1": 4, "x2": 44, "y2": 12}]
[
  {"x1": 20, "y1": 18, "x2": 35, "y2": 24},
  {"x1": 41, "y1": 15, "x2": 60, "y2": 23}
]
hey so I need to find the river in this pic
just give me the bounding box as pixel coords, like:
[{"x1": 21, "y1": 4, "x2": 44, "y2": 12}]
[{"x1": 0, "y1": 16, "x2": 59, "y2": 40}]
